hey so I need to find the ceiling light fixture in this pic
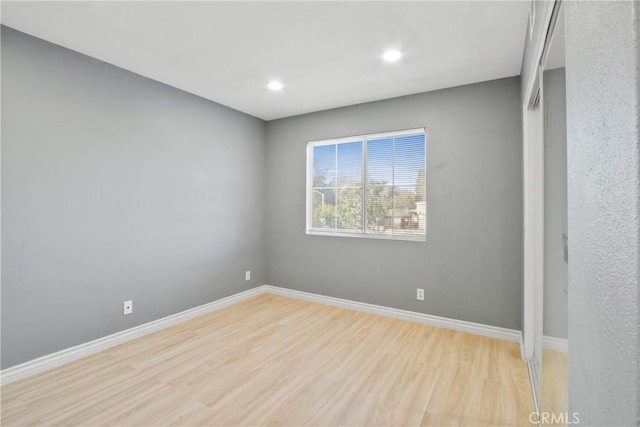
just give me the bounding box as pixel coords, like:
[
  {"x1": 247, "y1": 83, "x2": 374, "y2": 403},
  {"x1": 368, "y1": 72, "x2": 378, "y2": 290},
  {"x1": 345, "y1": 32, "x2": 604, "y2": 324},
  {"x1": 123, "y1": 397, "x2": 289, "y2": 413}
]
[
  {"x1": 268, "y1": 80, "x2": 283, "y2": 91},
  {"x1": 383, "y1": 49, "x2": 402, "y2": 62}
]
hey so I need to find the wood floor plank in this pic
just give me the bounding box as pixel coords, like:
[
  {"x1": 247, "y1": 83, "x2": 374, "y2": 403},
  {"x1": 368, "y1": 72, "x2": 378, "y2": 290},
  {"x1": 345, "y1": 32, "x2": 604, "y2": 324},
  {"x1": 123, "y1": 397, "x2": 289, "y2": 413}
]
[{"x1": 1, "y1": 294, "x2": 534, "y2": 426}]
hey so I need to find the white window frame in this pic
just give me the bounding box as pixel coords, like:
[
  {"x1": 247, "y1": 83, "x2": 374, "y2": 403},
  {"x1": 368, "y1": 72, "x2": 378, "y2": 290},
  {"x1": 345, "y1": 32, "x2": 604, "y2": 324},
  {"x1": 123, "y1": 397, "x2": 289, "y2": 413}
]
[{"x1": 306, "y1": 127, "x2": 426, "y2": 242}]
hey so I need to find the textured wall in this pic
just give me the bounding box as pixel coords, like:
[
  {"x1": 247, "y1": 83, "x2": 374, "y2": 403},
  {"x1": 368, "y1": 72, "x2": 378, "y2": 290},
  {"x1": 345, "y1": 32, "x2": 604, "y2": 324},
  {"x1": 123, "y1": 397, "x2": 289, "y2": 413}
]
[
  {"x1": 543, "y1": 68, "x2": 568, "y2": 339},
  {"x1": 265, "y1": 77, "x2": 523, "y2": 330},
  {"x1": 565, "y1": 1, "x2": 640, "y2": 424},
  {"x1": 1, "y1": 27, "x2": 267, "y2": 368}
]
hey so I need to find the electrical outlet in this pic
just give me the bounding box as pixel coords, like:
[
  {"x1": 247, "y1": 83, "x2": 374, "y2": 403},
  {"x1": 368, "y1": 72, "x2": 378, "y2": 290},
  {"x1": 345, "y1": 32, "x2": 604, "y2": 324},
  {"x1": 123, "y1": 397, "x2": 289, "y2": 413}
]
[
  {"x1": 417, "y1": 288, "x2": 424, "y2": 301},
  {"x1": 245, "y1": 271, "x2": 251, "y2": 281},
  {"x1": 123, "y1": 300, "x2": 133, "y2": 315}
]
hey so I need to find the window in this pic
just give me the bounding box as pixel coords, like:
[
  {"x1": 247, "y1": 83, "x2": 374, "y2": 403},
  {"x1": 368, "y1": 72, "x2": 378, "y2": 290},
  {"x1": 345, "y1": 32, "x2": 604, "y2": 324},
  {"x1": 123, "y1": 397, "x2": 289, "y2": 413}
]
[{"x1": 306, "y1": 128, "x2": 426, "y2": 241}]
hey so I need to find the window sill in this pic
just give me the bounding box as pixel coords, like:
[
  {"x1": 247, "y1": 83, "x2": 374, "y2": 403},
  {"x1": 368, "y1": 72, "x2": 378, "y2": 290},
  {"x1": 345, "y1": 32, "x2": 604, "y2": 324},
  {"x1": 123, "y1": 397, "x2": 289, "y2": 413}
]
[{"x1": 306, "y1": 230, "x2": 426, "y2": 242}]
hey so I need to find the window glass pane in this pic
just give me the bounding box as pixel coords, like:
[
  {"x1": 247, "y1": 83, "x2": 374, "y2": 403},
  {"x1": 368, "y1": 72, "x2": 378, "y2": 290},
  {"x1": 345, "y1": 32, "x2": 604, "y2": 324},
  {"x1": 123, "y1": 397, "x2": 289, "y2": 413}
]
[
  {"x1": 308, "y1": 129, "x2": 426, "y2": 240},
  {"x1": 337, "y1": 186, "x2": 362, "y2": 231},
  {"x1": 394, "y1": 133, "x2": 426, "y2": 186},
  {"x1": 366, "y1": 184, "x2": 394, "y2": 234},
  {"x1": 366, "y1": 137, "x2": 393, "y2": 185},
  {"x1": 337, "y1": 141, "x2": 362, "y2": 186},
  {"x1": 392, "y1": 185, "x2": 423, "y2": 235},
  {"x1": 313, "y1": 144, "x2": 336, "y2": 188},
  {"x1": 312, "y1": 188, "x2": 335, "y2": 229}
]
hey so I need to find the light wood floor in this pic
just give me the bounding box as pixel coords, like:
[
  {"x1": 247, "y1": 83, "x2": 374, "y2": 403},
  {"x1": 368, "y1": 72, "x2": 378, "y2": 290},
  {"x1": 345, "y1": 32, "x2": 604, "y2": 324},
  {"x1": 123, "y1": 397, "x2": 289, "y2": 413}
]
[
  {"x1": 541, "y1": 348, "x2": 568, "y2": 426},
  {"x1": 1, "y1": 294, "x2": 534, "y2": 426}
]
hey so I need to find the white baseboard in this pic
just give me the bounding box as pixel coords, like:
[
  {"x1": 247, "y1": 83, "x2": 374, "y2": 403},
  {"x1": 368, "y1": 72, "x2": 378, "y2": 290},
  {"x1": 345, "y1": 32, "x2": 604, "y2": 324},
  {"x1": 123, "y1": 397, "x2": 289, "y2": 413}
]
[
  {"x1": 2, "y1": 284, "x2": 540, "y2": 386},
  {"x1": 0, "y1": 286, "x2": 266, "y2": 386},
  {"x1": 543, "y1": 335, "x2": 568, "y2": 352},
  {"x1": 263, "y1": 285, "x2": 521, "y2": 343},
  {"x1": 521, "y1": 333, "x2": 567, "y2": 358}
]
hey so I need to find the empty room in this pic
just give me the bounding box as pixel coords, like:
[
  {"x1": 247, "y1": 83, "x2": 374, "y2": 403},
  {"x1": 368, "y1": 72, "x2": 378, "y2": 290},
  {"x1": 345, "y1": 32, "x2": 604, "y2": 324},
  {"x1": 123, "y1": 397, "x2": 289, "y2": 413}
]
[{"x1": 1, "y1": 1, "x2": 639, "y2": 426}]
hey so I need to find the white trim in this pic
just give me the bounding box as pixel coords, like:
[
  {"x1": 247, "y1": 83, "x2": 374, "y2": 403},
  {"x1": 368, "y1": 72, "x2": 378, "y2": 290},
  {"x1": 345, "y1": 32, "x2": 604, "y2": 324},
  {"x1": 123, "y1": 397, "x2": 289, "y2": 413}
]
[
  {"x1": 543, "y1": 335, "x2": 568, "y2": 352},
  {"x1": 263, "y1": 285, "x2": 520, "y2": 343},
  {"x1": 306, "y1": 141, "x2": 314, "y2": 232},
  {"x1": 306, "y1": 128, "x2": 427, "y2": 241},
  {"x1": 522, "y1": 0, "x2": 562, "y2": 408},
  {"x1": 1, "y1": 284, "x2": 528, "y2": 386},
  {"x1": 522, "y1": 106, "x2": 535, "y2": 358},
  {"x1": 307, "y1": 230, "x2": 426, "y2": 242},
  {"x1": 523, "y1": 3, "x2": 556, "y2": 108},
  {"x1": 308, "y1": 127, "x2": 425, "y2": 147},
  {"x1": 522, "y1": 0, "x2": 559, "y2": 360},
  {"x1": 0, "y1": 286, "x2": 266, "y2": 386},
  {"x1": 528, "y1": 0, "x2": 536, "y2": 40}
]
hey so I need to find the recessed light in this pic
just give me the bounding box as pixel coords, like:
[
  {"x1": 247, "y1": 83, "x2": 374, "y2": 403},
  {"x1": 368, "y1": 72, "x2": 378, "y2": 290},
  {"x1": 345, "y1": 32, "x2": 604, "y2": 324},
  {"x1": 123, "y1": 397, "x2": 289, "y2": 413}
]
[
  {"x1": 383, "y1": 49, "x2": 402, "y2": 62},
  {"x1": 268, "y1": 81, "x2": 283, "y2": 91}
]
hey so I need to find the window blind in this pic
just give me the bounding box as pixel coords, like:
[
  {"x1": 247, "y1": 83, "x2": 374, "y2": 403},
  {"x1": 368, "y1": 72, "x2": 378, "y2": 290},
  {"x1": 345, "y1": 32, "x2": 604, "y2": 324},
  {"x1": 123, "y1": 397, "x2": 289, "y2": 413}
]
[{"x1": 308, "y1": 128, "x2": 426, "y2": 241}]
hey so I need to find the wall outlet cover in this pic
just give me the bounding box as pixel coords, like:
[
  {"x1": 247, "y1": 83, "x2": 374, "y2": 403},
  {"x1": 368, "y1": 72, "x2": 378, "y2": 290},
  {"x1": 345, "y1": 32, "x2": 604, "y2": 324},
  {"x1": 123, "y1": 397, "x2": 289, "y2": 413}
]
[{"x1": 123, "y1": 300, "x2": 133, "y2": 315}]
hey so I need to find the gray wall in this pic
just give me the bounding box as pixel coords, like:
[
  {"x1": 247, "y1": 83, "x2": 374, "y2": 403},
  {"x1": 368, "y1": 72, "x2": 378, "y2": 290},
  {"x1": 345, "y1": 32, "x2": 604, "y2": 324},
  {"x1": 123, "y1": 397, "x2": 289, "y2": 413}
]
[
  {"x1": 543, "y1": 68, "x2": 568, "y2": 339},
  {"x1": 1, "y1": 27, "x2": 266, "y2": 369},
  {"x1": 565, "y1": 1, "x2": 640, "y2": 425},
  {"x1": 265, "y1": 77, "x2": 523, "y2": 330}
]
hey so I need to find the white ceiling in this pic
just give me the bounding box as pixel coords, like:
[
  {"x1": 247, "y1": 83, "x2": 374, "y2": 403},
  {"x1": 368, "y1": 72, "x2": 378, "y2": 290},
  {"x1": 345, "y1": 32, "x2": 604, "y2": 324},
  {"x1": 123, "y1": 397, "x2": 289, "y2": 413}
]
[{"x1": 1, "y1": 1, "x2": 530, "y2": 120}]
